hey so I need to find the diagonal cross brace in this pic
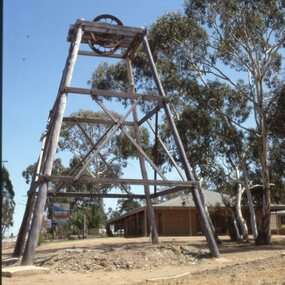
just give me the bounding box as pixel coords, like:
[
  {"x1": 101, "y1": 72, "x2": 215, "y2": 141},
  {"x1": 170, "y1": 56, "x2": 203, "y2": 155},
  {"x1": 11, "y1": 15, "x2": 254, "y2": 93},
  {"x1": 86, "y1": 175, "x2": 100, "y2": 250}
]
[
  {"x1": 75, "y1": 120, "x2": 132, "y2": 195},
  {"x1": 74, "y1": 95, "x2": 142, "y2": 181},
  {"x1": 94, "y1": 96, "x2": 167, "y2": 181},
  {"x1": 146, "y1": 120, "x2": 186, "y2": 181}
]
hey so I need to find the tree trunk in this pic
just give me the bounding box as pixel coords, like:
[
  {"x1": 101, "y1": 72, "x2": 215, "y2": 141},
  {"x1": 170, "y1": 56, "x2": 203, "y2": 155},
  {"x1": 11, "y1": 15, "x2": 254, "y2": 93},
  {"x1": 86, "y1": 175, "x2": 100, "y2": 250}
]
[
  {"x1": 234, "y1": 166, "x2": 248, "y2": 241},
  {"x1": 241, "y1": 162, "x2": 258, "y2": 239},
  {"x1": 235, "y1": 183, "x2": 248, "y2": 241},
  {"x1": 256, "y1": 135, "x2": 271, "y2": 245},
  {"x1": 255, "y1": 96, "x2": 271, "y2": 245},
  {"x1": 231, "y1": 210, "x2": 241, "y2": 241},
  {"x1": 83, "y1": 214, "x2": 87, "y2": 239}
]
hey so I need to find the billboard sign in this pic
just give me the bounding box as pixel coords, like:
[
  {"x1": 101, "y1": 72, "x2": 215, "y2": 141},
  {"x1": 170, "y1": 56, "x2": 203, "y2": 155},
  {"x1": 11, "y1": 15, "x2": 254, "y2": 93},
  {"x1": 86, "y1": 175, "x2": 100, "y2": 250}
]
[{"x1": 52, "y1": 203, "x2": 70, "y2": 225}]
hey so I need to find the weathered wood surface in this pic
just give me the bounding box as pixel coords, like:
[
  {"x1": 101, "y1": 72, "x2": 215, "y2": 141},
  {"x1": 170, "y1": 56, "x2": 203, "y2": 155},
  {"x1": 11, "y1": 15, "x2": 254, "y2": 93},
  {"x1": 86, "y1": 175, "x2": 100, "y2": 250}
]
[
  {"x1": 21, "y1": 24, "x2": 84, "y2": 266},
  {"x1": 68, "y1": 20, "x2": 146, "y2": 53},
  {"x1": 138, "y1": 105, "x2": 162, "y2": 126},
  {"x1": 73, "y1": 96, "x2": 142, "y2": 180},
  {"x1": 46, "y1": 186, "x2": 186, "y2": 199},
  {"x1": 126, "y1": 57, "x2": 159, "y2": 244},
  {"x1": 47, "y1": 192, "x2": 145, "y2": 199},
  {"x1": 123, "y1": 33, "x2": 145, "y2": 59},
  {"x1": 78, "y1": 50, "x2": 124, "y2": 58},
  {"x1": 80, "y1": 20, "x2": 145, "y2": 33},
  {"x1": 147, "y1": 120, "x2": 186, "y2": 181},
  {"x1": 120, "y1": 128, "x2": 167, "y2": 180},
  {"x1": 63, "y1": 116, "x2": 134, "y2": 126},
  {"x1": 39, "y1": 175, "x2": 195, "y2": 187},
  {"x1": 62, "y1": 86, "x2": 167, "y2": 102}
]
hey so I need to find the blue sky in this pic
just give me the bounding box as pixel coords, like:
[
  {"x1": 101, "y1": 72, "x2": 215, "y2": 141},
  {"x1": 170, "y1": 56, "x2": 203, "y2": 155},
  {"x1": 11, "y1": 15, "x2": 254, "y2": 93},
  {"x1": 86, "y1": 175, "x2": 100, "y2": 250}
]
[{"x1": 3, "y1": 0, "x2": 186, "y2": 236}]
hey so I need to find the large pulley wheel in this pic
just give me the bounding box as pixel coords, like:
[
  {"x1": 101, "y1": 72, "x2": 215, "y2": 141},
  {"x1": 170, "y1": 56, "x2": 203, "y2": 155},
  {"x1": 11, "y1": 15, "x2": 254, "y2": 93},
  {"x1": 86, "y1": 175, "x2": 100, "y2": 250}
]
[{"x1": 88, "y1": 14, "x2": 123, "y2": 55}]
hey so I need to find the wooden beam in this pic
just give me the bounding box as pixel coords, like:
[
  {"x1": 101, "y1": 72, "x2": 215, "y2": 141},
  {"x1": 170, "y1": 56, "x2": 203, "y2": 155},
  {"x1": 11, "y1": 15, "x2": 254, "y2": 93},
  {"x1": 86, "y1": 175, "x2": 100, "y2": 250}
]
[
  {"x1": 147, "y1": 120, "x2": 186, "y2": 181},
  {"x1": 80, "y1": 20, "x2": 145, "y2": 35},
  {"x1": 47, "y1": 192, "x2": 145, "y2": 199},
  {"x1": 123, "y1": 33, "x2": 144, "y2": 59},
  {"x1": 74, "y1": 95, "x2": 142, "y2": 180},
  {"x1": 138, "y1": 105, "x2": 161, "y2": 126},
  {"x1": 39, "y1": 175, "x2": 195, "y2": 188},
  {"x1": 126, "y1": 57, "x2": 159, "y2": 244},
  {"x1": 150, "y1": 186, "x2": 189, "y2": 198},
  {"x1": 48, "y1": 187, "x2": 188, "y2": 200},
  {"x1": 63, "y1": 117, "x2": 134, "y2": 126},
  {"x1": 62, "y1": 86, "x2": 167, "y2": 102},
  {"x1": 78, "y1": 50, "x2": 124, "y2": 59},
  {"x1": 21, "y1": 24, "x2": 84, "y2": 266},
  {"x1": 13, "y1": 132, "x2": 48, "y2": 257}
]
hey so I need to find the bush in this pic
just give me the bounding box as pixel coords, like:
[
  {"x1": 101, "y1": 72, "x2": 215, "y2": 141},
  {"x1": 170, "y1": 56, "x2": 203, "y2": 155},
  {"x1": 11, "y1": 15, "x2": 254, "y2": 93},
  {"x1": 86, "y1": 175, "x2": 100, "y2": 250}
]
[
  {"x1": 280, "y1": 224, "x2": 285, "y2": 230},
  {"x1": 38, "y1": 232, "x2": 46, "y2": 246},
  {"x1": 38, "y1": 231, "x2": 53, "y2": 245}
]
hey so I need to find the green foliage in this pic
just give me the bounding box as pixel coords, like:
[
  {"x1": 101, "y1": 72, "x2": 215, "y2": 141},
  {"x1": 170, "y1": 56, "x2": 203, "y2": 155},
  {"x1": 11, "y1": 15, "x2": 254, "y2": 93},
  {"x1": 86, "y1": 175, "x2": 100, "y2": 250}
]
[
  {"x1": 108, "y1": 199, "x2": 141, "y2": 218},
  {"x1": 2, "y1": 167, "x2": 15, "y2": 236},
  {"x1": 23, "y1": 110, "x2": 137, "y2": 236},
  {"x1": 37, "y1": 232, "x2": 46, "y2": 246},
  {"x1": 37, "y1": 231, "x2": 53, "y2": 245},
  {"x1": 88, "y1": 62, "x2": 128, "y2": 92},
  {"x1": 22, "y1": 163, "x2": 37, "y2": 184},
  {"x1": 115, "y1": 126, "x2": 151, "y2": 159}
]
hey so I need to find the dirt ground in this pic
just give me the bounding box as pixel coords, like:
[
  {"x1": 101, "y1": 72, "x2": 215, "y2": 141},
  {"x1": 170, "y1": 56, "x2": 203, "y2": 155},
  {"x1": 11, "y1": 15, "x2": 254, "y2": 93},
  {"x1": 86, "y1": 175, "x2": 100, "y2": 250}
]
[{"x1": 2, "y1": 235, "x2": 285, "y2": 285}]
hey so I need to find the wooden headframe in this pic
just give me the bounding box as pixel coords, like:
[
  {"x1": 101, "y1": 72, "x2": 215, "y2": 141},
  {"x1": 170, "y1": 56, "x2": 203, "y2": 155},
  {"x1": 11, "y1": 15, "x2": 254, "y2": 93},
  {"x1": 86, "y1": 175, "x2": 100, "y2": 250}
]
[{"x1": 14, "y1": 16, "x2": 220, "y2": 265}]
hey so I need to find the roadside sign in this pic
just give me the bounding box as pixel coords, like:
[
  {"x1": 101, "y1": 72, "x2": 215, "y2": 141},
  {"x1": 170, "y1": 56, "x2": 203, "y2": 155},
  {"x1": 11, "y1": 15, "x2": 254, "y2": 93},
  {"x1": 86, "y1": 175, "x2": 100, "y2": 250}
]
[{"x1": 52, "y1": 203, "x2": 70, "y2": 225}]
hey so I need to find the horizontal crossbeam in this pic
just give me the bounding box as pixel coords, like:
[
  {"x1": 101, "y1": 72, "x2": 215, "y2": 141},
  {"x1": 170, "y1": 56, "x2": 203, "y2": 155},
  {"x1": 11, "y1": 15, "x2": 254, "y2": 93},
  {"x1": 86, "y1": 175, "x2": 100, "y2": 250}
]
[
  {"x1": 39, "y1": 175, "x2": 195, "y2": 188},
  {"x1": 63, "y1": 117, "x2": 134, "y2": 126},
  {"x1": 46, "y1": 186, "x2": 189, "y2": 200},
  {"x1": 47, "y1": 192, "x2": 145, "y2": 199},
  {"x1": 62, "y1": 86, "x2": 168, "y2": 102},
  {"x1": 78, "y1": 50, "x2": 124, "y2": 58},
  {"x1": 151, "y1": 186, "x2": 189, "y2": 198}
]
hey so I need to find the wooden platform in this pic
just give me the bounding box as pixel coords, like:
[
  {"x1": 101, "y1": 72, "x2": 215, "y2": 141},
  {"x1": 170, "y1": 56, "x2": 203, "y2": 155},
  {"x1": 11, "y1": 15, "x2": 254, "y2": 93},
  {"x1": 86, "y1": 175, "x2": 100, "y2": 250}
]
[
  {"x1": 2, "y1": 266, "x2": 50, "y2": 277},
  {"x1": 68, "y1": 19, "x2": 146, "y2": 58}
]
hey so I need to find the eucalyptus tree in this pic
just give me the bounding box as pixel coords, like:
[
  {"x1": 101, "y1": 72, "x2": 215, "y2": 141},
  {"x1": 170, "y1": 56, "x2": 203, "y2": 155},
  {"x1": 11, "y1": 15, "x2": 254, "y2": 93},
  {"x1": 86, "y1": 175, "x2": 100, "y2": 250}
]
[
  {"x1": 137, "y1": 13, "x2": 256, "y2": 240},
  {"x1": 21, "y1": 159, "x2": 106, "y2": 238},
  {"x1": 20, "y1": 110, "x2": 131, "y2": 239},
  {"x1": 2, "y1": 167, "x2": 15, "y2": 236},
  {"x1": 57, "y1": 110, "x2": 130, "y2": 233},
  {"x1": 266, "y1": 85, "x2": 285, "y2": 204},
  {"x1": 183, "y1": 0, "x2": 285, "y2": 244},
  {"x1": 88, "y1": 13, "x2": 255, "y2": 241},
  {"x1": 88, "y1": 4, "x2": 285, "y2": 243}
]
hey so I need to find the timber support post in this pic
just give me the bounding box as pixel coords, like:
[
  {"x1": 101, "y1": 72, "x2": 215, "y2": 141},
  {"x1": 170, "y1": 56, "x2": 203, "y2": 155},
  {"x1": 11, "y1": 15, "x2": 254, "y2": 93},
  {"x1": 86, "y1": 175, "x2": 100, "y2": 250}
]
[
  {"x1": 125, "y1": 57, "x2": 159, "y2": 244},
  {"x1": 142, "y1": 36, "x2": 220, "y2": 258},
  {"x1": 21, "y1": 22, "x2": 84, "y2": 265}
]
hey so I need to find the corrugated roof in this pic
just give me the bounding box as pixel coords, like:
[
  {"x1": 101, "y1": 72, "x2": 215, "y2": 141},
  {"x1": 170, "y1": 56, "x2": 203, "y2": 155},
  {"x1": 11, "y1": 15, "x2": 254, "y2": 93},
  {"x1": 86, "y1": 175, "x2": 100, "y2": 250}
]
[
  {"x1": 154, "y1": 189, "x2": 225, "y2": 208},
  {"x1": 108, "y1": 189, "x2": 226, "y2": 224}
]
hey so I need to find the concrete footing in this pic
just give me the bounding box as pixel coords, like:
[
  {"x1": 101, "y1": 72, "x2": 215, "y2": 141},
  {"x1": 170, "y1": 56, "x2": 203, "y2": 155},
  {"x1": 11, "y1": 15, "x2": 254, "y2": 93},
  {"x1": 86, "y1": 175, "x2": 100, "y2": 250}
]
[{"x1": 2, "y1": 266, "x2": 50, "y2": 277}]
